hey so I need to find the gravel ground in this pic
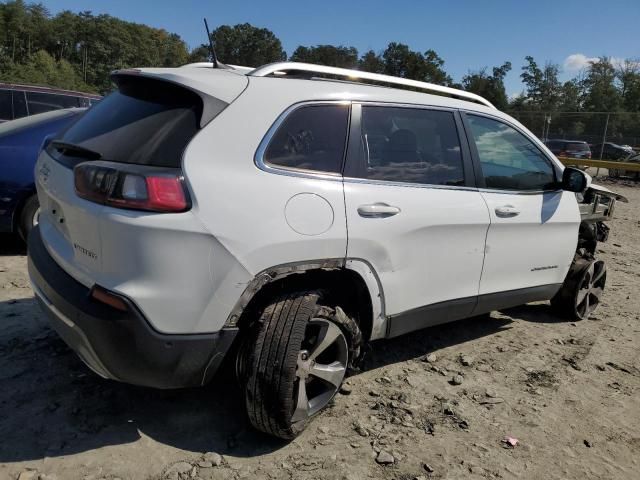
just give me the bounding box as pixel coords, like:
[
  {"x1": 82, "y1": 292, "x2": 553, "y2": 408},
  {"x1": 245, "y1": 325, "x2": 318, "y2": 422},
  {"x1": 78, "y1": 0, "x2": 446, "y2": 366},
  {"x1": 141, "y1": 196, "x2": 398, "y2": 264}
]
[{"x1": 1, "y1": 179, "x2": 639, "y2": 480}]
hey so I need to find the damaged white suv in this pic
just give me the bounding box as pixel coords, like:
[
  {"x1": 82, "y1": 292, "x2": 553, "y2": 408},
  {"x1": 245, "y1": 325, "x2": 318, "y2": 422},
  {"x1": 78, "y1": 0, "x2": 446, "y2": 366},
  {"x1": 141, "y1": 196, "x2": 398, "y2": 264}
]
[{"x1": 28, "y1": 62, "x2": 624, "y2": 439}]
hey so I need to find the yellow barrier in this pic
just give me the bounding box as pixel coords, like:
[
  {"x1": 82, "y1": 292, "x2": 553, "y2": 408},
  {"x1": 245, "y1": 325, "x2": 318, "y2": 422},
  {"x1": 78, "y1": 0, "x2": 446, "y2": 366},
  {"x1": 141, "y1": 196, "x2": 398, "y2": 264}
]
[{"x1": 558, "y1": 157, "x2": 640, "y2": 172}]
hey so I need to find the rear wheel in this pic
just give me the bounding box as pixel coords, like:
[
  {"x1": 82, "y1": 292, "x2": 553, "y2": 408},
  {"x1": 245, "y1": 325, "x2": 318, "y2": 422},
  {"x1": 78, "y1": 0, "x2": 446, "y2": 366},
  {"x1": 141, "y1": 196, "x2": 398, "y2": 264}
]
[
  {"x1": 18, "y1": 195, "x2": 40, "y2": 241},
  {"x1": 551, "y1": 258, "x2": 606, "y2": 320},
  {"x1": 241, "y1": 291, "x2": 360, "y2": 439}
]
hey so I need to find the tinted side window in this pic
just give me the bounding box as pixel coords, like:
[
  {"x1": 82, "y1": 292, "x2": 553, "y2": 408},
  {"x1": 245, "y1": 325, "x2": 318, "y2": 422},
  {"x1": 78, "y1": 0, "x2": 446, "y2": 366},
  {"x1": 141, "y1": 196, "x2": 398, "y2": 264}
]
[
  {"x1": 264, "y1": 104, "x2": 349, "y2": 174},
  {"x1": 348, "y1": 106, "x2": 464, "y2": 186},
  {"x1": 0, "y1": 90, "x2": 11, "y2": 120},
  {"x1": 467, "y1": 115, "x2": 556, "y2": 191},
  {"x1": 27, "y1": 92, "x2": 79, "y2": 115}
]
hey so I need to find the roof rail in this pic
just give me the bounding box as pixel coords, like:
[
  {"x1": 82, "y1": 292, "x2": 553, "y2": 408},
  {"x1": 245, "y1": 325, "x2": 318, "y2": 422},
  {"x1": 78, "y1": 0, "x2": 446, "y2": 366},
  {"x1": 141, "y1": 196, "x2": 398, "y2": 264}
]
[
  {"x1": 248, "y1": 62, "x2": 496, "y2": 109},
  {"x1": 181, "y1": 62, "x2": 254, "y2": 73}
]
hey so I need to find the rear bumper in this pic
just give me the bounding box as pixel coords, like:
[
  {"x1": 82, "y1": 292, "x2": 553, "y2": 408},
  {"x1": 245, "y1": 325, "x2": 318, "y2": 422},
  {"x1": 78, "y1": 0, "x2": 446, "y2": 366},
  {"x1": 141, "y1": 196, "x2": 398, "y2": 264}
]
[{"x1": 27, "y1": 225, "x2": 237, "y2": 389}]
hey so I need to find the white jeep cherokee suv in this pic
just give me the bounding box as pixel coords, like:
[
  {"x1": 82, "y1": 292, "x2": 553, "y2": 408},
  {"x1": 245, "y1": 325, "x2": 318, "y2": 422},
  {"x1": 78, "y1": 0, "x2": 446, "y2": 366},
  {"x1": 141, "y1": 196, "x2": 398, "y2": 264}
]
[{"x1": 28, "y1": 62, "x2": 622, "y2": 439}]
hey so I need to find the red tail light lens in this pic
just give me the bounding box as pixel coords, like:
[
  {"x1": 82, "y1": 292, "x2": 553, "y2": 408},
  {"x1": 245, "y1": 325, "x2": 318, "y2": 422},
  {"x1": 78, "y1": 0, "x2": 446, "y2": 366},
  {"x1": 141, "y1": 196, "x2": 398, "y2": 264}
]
[
  {"x1": 74, "y1": 162, "x2": 190, "y2": 213},
  {"x1": 145, "y1": 176, "x2": 188, "y2": 211}
]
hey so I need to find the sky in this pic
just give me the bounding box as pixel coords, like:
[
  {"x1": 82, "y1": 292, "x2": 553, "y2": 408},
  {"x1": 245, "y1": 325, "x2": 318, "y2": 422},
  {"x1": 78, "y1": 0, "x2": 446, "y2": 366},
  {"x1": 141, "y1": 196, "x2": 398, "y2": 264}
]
[{"x1": 41, "y1": 0, "x2": 640, "y2": 96}]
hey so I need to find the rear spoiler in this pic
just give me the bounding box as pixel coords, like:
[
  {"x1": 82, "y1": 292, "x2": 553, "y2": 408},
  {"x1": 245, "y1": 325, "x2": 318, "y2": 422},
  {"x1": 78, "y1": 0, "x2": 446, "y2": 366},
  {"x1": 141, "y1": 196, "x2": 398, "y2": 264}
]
[{"x1": 111, "y1": 68, "x2": 248, "y2": 127}]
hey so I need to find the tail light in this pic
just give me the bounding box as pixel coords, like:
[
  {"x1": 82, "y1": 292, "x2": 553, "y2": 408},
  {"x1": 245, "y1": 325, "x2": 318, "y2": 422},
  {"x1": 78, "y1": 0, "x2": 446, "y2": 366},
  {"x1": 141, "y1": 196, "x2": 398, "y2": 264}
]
[{"x1": 74, "y1": 162, "x2": 190, "y2": 213}]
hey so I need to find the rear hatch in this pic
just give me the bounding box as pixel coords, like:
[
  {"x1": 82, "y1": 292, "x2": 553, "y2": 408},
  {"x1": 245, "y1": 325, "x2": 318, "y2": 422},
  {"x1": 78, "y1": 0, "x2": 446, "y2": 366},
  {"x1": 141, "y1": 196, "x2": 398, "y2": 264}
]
[{"x1": 35, "y1": 71, "x2": 246, "y2": 289}]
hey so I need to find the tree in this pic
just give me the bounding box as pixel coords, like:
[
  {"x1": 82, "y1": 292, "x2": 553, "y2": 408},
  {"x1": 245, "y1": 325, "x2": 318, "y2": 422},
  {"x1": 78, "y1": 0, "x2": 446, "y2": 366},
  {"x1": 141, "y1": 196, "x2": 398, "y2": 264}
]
[
  {"x1": 422, "y1": 49, "x2": 451, "y2": 85},
  {"x1": 381, "y1": 42, "x2": 451, "y2": 85},
  {"x1": 0, "y1": 2, "x2": 192, "y2": 92},
  {"x1": 617, "y1": 59, "x2": 640, "y2": 112},
  {"x1": 187, "y1": 45, "x2": 210, "y2": 63},
  {"x1": 358, "y1": 50, "x2": 384, "y2": 73},
  {"x1": 520, "y1": 56, "x2": 562, "y2": 111},
  {"x1": 462, "y1": 61, "x2": 512, "y2": 110},
  {"x1": 0, "y1": 49, "x2": 92, "y2": 91},
  {"x1": 203, "y1": 23, "x2": 285, "y2": 67},
  {"x1": 582, "y1": 57, "x2": 620, "y2": 113},
  {"x1": 557, "y1": 79, "x2": 583, "y2": 112},
  {"x1": 290, "y1": 44, "x2": 358, "y2": 68}
]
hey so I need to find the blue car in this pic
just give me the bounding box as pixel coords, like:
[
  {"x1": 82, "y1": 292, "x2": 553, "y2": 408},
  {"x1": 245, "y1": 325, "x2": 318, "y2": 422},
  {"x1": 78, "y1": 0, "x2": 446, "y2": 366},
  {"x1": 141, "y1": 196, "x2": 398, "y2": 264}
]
[{"x1": 0, "y1": 108, "x2": 85, "y2": 240}]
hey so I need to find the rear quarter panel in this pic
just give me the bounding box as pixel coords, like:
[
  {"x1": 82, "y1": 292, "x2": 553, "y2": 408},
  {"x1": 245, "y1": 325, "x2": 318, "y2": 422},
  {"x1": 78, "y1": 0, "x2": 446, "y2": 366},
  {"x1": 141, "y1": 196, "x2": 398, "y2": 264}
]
[{"x1": 182, "y1": 79, "x2": 351, "y2": 330}]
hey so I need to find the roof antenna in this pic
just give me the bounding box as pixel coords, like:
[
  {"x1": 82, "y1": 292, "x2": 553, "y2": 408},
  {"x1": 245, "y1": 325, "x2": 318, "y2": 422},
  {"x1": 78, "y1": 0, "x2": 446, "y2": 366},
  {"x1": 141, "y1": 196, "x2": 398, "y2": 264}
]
[{"x1": 203, "y1": 18, "x2": 218, "y2": 68}]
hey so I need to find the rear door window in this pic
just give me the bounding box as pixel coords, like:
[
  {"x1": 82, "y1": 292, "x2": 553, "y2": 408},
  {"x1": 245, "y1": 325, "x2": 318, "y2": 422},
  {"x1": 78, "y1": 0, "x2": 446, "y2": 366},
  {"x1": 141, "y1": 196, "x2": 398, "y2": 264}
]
[
  {"x1": 264, "y1": 104, "x2": 350, "y2": 174},
  {"x1": 345, "y1": 105, "x2": 465, "y2": 186},
  {"x1": 52, "y1": 76, "x2": 204, "y2": 168}
]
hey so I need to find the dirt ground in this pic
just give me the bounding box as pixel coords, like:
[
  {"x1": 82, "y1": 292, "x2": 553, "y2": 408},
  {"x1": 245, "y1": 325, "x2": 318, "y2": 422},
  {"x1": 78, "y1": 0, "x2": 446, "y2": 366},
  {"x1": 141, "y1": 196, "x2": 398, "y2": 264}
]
[{"x1": 1, "y1": 179, "x2": 639, "y2": 480}]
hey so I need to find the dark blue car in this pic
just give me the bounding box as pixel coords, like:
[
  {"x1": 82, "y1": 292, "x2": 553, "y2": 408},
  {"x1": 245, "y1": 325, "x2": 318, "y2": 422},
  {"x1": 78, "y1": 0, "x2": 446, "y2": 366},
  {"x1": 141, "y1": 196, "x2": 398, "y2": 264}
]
[{"x1": 0, "y1": 108, "x2": 85, "y2": 240}]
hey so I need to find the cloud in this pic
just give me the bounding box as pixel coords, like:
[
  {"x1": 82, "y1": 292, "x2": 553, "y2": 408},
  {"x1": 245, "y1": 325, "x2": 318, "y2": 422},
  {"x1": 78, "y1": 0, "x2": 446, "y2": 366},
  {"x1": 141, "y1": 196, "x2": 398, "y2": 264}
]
[
  {"x1": 563, "y1": 54, "x2": 599, "y2": 71},
  {"x1": 564, "y1": 53, "x2": 635, "y2": 72}
]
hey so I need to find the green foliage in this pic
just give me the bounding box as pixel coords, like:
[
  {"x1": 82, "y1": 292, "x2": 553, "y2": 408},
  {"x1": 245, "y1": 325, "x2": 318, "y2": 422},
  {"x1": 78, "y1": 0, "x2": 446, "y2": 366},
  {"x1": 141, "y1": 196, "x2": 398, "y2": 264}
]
[
  {"x1": 290, "y1": 44, "x2": 358, "y2": 68},
  {"x1": 379, "y1": 43, "x2": 452, "y2": 85},
  {"x1": 0, "y1": 49, "x2": 92, "y2": 91},
  {"x1": 582, "y1": 57, "x2": 620, "y2": 113},
  {"x1": 0, "y1": 1, "x2": 190, "y2": 93},
  {"x1": 462, "y1": 62, "x2": 512, "y2": 110},
  {"x1": 202, "y1": 23, "x2": 286, "y2": 67},
  {"x1": 518, "y1": 56, "x2": 563, "y2": 111},
  {"x1": 358, "y1": 50, "x2": 384, "y2": 74},
  {"x1": 512, "y1": 55, "x2": 640, "y2": 144}
]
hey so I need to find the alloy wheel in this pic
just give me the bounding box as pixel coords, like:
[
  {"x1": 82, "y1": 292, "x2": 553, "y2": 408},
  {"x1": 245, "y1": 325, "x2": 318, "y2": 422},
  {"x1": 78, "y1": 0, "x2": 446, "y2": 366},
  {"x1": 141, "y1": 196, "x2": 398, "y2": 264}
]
[
  {"x1": 291, "y1": 318, "x2": 348, "y2": 423},
  {"x1": 575, "y1": 260, "x2": 606, "y2": 319}
]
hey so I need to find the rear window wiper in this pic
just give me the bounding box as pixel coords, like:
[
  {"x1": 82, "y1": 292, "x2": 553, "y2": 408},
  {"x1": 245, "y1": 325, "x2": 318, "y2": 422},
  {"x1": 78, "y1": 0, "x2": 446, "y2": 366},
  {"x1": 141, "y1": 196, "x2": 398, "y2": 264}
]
[{"x1": 50, "y1": 140, "x2": 102, "y2": 160}]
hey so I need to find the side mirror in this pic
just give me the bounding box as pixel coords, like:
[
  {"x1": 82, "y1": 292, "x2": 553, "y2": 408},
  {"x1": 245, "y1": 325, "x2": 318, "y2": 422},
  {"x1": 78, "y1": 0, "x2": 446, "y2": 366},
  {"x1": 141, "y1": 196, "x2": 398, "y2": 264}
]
[{"x1": 562, "y1": 167, "x2": 591, "y2": 192}]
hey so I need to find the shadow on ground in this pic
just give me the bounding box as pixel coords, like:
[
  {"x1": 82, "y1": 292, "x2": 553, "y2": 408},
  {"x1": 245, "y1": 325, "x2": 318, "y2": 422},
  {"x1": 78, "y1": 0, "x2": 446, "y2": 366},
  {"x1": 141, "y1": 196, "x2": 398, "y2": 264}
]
[
  {"x1": 0, "y1": 294, "x2": 520, "y2": 464},
  {"x1": 0, "y1": 233, "x2": 26, "y2": 256},
  {"x1": 500, "y1": 303, "x2": 579, "y2": 325}
]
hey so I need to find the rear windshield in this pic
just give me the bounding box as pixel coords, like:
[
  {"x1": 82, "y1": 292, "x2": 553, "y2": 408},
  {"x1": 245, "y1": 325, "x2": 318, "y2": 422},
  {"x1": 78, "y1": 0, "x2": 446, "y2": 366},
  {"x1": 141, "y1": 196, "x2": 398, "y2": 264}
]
[
  {"x1": 54, "y1": 76, "x2": 203, "y2": 168},
  {"x1": 566, "y1": 143, "x2": 589, "y2": 152}
]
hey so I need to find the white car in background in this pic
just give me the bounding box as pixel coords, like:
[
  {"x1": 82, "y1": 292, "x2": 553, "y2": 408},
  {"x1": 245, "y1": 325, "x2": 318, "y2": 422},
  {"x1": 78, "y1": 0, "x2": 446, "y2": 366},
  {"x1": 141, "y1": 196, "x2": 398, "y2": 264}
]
[{"x1": 28, "y1": 61, "x2": 624, "y2": 439}]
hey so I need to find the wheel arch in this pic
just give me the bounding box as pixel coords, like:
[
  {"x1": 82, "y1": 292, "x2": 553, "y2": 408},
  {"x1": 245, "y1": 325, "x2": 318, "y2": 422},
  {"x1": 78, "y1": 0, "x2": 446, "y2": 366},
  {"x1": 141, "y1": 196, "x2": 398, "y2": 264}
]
[
  {"x1": 226, "y1": 259, "x2": 386, "y2": 342},
  {"x1": 11, "y1": 187, "x2": 37, "y2": 234}
]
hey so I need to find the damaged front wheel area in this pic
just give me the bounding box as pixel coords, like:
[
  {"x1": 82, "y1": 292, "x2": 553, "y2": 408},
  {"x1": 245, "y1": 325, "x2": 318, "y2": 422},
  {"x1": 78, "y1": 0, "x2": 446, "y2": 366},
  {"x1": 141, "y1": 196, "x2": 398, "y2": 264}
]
[{"x1": 551, "y1": 257, "x2": 607, "y2": 320}]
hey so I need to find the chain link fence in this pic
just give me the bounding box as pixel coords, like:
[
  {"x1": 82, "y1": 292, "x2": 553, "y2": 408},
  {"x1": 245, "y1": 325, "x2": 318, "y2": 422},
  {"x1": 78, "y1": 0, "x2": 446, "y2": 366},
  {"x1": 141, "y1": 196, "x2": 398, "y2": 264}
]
[{"x1": 509, "y1": 111, "x2": 640, "y2": 156}]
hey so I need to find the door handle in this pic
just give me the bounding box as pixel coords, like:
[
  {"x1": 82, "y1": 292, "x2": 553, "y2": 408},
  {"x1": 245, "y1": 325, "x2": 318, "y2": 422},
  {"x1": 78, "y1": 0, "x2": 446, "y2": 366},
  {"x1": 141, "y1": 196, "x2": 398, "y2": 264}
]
[
  {"x1": 495, "y1": 205, "x2": 520, "y2": 218},
  {"x1": 357, "y1": 203, "x2": 401, "y2": 218}
]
